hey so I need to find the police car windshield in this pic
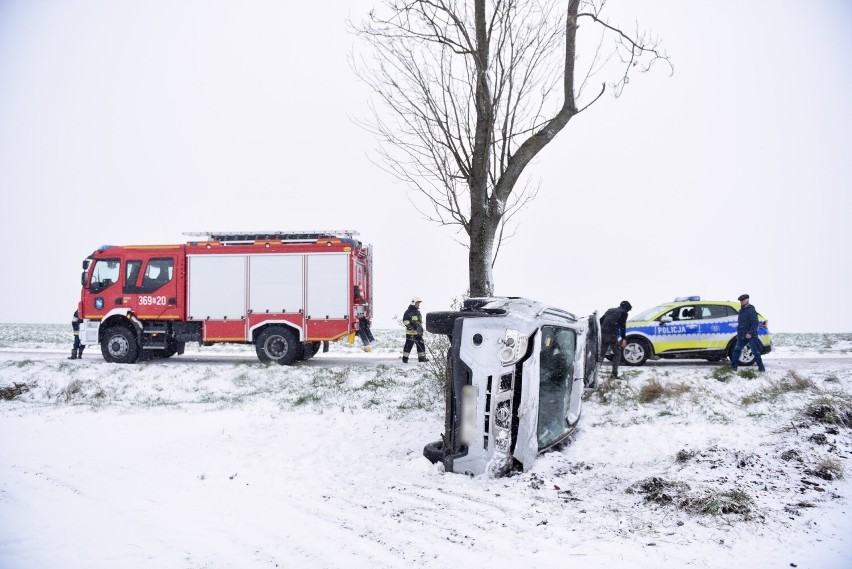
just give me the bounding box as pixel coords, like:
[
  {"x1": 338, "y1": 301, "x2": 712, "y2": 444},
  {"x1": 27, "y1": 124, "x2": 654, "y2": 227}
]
[{"x1": 630, "y1": 305, "x2": 672, "y2": 322}]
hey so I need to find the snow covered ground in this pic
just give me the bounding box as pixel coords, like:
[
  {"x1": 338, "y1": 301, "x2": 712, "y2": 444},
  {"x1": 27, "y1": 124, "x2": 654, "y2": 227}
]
[{"x1": 1, "y1": 325, "x2": 851, "y2": 569}]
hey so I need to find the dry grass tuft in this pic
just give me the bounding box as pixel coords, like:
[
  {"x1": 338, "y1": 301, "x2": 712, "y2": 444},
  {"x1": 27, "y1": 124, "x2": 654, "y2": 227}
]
[
  {"x1": 742, "y1": 370, "x2": 817, "y2": 405},
  {"x1": 804, "y1": 395, "x2": 852, "y2": 428},
  {"x1": 639, "y1": 378, "x2": 690, "y2": 404},
  {"x1": 0, "y1": 382, "x2": 30, "y2": 400},
  {"x1": 809, "y1": 458, "x2": 845, "y2": 481}
]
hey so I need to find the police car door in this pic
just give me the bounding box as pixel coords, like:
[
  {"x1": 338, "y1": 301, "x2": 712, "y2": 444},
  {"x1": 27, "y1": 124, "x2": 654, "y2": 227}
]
[
  {"x1": 697, "y1": 304, "x2": 735, "y2": 350},
  {"x1": 654, "y1": 305, "x2": 700, "y2": 354}
]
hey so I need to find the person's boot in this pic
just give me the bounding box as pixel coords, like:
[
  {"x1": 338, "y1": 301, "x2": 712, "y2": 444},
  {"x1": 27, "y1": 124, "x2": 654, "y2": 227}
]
[
  {"x1": 402, "y1": 356, "x2": 409, "y2": 363},
  {"x1": 68, "y1": 348, "x2": 78, "y2": 360},
  {"x1": 78, "y1": 346, "x2": 85, "y2": 358},
  {"x1": 418, "y1": 355, "x2": 429, "y2": 363}
]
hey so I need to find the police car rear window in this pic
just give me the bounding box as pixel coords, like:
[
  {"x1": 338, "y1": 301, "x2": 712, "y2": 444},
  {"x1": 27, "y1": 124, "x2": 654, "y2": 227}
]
[{"x1": 700, "y1": 305, "x2": 733, "y2": 319}]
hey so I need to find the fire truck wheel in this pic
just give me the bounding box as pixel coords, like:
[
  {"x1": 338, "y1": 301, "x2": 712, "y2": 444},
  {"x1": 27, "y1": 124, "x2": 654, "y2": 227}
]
[
  {"x1": 101, "y1": 326, "x2": 139, "y2": 364},
  {"x1": 255, "y1": 326, "x2": 299, "y2": 365},
  {"x1": 160, "y1": 339, "x2": 180, "y2": 358},
  {"x1": 302, "y1": 342, "x2": 321, "y2": 360}
]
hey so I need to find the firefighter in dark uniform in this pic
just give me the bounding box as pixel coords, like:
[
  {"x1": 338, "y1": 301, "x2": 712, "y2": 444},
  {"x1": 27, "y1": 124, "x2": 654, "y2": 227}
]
[
  {"x1": 599, "y1": 300, "x2": 631, "y2": 378},
  {"x1": 69, "y1": 309, "x2": 86, "y2": 359},
  {"x1": 402, "y1": 296, "x2": 427, "y2": 363}
]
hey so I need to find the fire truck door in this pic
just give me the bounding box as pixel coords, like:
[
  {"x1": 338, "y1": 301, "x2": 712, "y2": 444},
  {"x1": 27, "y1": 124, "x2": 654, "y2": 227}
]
[
  {"x1": 132, "y1": 257, "x2": 180, "y2": 320},
  {"x1": 306, "y1": 254, "x2": 349, "y2": 340}
]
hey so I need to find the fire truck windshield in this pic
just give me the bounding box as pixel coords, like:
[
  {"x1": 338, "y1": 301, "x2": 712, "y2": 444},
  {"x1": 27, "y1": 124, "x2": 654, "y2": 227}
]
[{"x1": 89, "y1": 259, "x2": 120, "y2": 293}]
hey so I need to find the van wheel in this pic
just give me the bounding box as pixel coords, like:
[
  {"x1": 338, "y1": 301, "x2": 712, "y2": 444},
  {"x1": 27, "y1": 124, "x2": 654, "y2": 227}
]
[
  {"x1": 256, "y1": 326, "x2": 299, "y2": 365},
  {"x1": 622, "y1": 338, "x2": 650, "y2": 366},
  {"x1": 101, "y1": 326, "x2": 139, "y2": 364},
  {"x1": 423, "y1": 440, "x2": 444, "y2": 464},
  {"x1": 426, "y1": 311, "x2": 461, "y2": 335}
]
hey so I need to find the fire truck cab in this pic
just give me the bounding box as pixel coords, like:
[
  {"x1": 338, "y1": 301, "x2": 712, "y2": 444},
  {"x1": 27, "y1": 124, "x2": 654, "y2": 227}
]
[{"x1": 77, "y1": 230, "x2": 373, "y2": 364}]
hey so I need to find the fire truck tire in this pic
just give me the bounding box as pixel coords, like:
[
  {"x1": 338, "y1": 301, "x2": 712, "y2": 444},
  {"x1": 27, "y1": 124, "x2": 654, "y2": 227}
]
[
  {"x1": 302, "y1": 342, "x2": 321, "y2": 360},
  {"x1": 101, "y1": 326, "x2": 139, "y2": 364},
  {"x1": 255, "y1": 326, "x2": 299, "y2": 365},
  {"x1": 160, "y1": 339, "x2": 182, "y2": 358}
]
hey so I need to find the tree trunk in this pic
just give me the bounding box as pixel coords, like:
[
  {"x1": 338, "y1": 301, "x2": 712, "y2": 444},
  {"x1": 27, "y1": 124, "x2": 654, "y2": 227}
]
[{"x1": 469, "y1": 212, "x2": 497, "y2": 297}]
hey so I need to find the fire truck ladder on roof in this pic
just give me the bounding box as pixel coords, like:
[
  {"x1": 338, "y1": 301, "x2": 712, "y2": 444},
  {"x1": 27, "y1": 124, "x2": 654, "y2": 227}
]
[{"x1": 184, "y1": 230, "x2": 360, "y2": 244}]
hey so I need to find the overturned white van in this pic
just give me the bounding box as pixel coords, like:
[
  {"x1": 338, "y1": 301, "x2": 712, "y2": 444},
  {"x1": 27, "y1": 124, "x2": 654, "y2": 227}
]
[{"x1": 423, "y1": 297, "x2": 600, "y2": 477}]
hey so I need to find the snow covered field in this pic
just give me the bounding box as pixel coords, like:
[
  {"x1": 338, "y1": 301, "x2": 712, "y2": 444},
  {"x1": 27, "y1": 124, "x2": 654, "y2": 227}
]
[{"x1": 1, "y1": 325, "x2": 851, "y2": 569}]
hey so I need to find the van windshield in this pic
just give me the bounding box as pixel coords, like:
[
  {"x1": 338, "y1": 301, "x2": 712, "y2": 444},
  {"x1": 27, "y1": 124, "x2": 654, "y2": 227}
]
[{"x1": 537, "y1": 326, "x2": 576, "y2": 450}]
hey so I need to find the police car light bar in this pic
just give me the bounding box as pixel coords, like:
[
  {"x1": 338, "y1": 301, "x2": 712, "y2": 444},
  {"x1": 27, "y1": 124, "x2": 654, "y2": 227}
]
[{"x1": 674, "y1": 296, "x2": 701, "y2": 302}]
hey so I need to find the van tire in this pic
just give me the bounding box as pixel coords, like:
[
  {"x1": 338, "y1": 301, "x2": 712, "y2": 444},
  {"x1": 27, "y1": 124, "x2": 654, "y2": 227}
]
[{"x1": 426, "y1": 311, "x2": 461, "y2": 335}]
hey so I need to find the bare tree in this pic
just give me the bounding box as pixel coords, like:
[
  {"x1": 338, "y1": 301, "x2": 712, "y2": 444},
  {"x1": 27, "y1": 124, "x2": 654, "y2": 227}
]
[{"x1": 352, "y1": 0, "x2": 670, "y2": 297}]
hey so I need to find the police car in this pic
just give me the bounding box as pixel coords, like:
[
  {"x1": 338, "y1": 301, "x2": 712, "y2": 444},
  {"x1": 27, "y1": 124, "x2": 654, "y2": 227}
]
[{"x1": 620, "y1": 296, "x2": 772, "y2": 366}]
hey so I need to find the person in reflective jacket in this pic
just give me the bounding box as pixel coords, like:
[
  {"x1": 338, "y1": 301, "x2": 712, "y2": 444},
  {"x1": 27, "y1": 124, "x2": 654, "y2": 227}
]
[
  {"x1": 402, "y1": 296, "x2": 427, "y2": 363},
  {"x1": 731, "y1": 294, "x2": 765, "y2": 372},
  {"x1": 599, "y1": 300, "x2": 631, "y2": 378}
]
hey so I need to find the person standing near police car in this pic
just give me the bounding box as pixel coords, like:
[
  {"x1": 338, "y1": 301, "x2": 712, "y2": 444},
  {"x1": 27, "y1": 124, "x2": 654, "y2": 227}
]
[
  {"x1": 731, "y1": 294, "x2": 765, "y2": 372},
  {"x1": 599, "y1": 300, "x2": 631, "y2": 378},
  {"x1": 68, "y1": 309, "x2": 85, "y2": 359},
  {"x1": 402, "y1": 296, "x2": 428, "y2": 363}
]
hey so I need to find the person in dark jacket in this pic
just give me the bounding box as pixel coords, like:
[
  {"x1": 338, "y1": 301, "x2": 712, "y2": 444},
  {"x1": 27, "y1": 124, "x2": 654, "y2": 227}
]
[
  {"x1": 69, "y1": 309, "x2": 85, "y2": 359},
  {"x1": 731, "y1": 294, "x2": 765, "y2": 372},
  {"x1": 599, "y1": 300, "x2": 631, "y2": 378},
  {"x1": 402, "y1": 296, "x2": 427, "y2": 363}
]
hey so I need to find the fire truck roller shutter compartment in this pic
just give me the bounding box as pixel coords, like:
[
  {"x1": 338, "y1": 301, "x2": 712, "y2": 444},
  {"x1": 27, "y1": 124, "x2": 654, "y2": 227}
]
[
  {"x1": 249, "y1": 254, "x2": 304, "y2": 314},
  {"x1": 187, "y1": 255, "x2": 247, "y2": 320},
  {"x1": 306, "y1": 254, "x2": 348, "y2": 320}
]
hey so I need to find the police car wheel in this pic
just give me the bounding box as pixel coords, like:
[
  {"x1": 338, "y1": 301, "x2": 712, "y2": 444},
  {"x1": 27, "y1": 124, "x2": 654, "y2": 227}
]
[
  {"x1": 728, "y1": 342, "x2": 757, "y2": 366},
  {"x1": 622, "y1": 339, "x2": 650, "y2": 366}
]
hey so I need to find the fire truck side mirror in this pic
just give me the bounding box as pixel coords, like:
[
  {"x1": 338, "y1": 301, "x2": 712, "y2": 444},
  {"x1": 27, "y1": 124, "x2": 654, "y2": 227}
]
[{"x1": 80, "y1": 272, "x2": 87, "y2": 286}]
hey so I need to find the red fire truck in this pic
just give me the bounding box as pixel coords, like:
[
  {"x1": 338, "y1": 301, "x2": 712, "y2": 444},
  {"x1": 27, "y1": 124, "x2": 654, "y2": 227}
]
[{"x1": 77, "y1": 231, "x2": 374, "y2": 364}]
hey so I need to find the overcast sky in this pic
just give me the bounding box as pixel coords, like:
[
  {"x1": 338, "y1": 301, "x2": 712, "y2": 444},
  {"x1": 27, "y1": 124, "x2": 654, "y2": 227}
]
[{"x1": 1, "y1": 0, "x2": 850, "y2": 333}]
